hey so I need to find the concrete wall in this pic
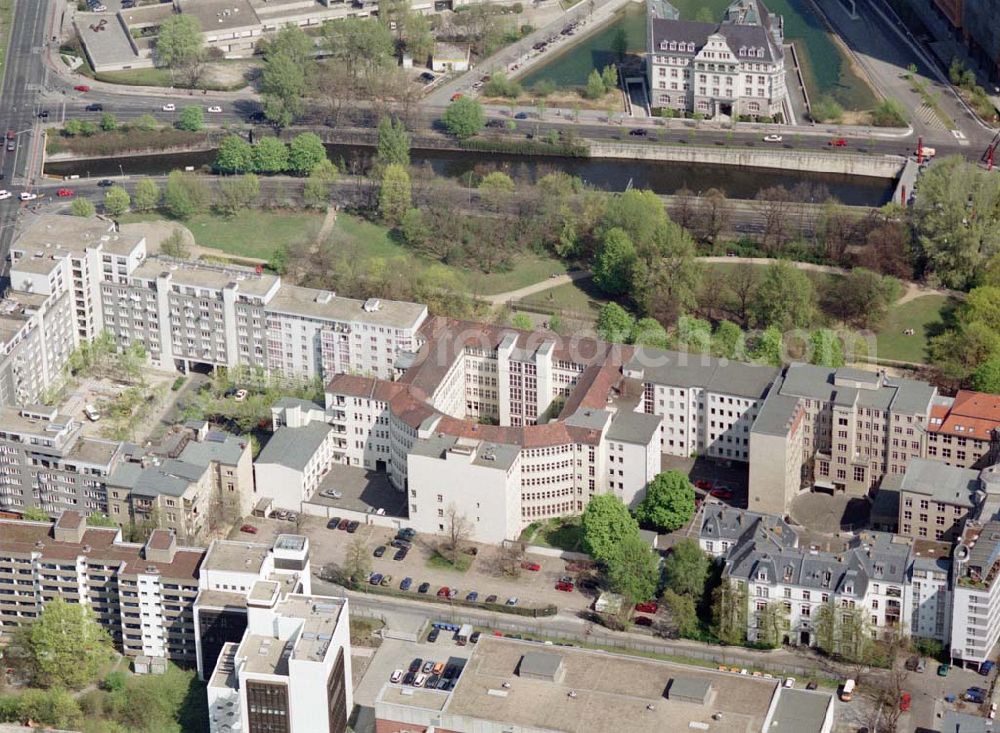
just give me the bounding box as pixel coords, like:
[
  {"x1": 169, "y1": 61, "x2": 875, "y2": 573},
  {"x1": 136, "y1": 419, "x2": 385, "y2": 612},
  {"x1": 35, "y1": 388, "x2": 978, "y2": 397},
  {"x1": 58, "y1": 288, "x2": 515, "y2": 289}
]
[{"x1": 589, "y1": 142, "x2": 906, "y2": 178}]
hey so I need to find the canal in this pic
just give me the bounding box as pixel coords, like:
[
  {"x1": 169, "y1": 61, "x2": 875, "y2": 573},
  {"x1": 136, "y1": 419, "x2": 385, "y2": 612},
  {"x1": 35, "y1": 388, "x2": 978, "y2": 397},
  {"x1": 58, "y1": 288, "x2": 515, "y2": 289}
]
[{"x1": 44, "y1": 142, "x2": 895, "y2": 206}]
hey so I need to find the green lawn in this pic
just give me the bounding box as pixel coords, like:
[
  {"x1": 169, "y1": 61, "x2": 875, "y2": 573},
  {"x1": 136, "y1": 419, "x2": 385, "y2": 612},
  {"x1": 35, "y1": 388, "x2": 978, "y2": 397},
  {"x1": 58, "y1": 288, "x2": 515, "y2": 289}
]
[
  {"x1": 519, "y1": 516, "x2": 585, "y2": 552},
  {"x1": 519, "y1": 277, "x2": 606, "y2": 315},
  {"x1": 426, "y1": 550, "x2": 472, "y2": 572},
  {"x1": 875, "y1": 294, "x2": 956, "y2": 364},
  {"x1": 122, "y1": 210, "x2": 324, "y2": 261},
  {"x1": 95, "y1": 64, "x2": 251, "y2": 92}
]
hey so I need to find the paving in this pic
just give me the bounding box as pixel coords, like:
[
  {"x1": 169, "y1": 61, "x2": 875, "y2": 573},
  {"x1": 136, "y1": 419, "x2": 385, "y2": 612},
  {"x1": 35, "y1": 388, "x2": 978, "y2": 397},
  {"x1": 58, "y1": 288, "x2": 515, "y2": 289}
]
[{"x1": 308, "y1": 465, "x2": 406, "y2": 517}]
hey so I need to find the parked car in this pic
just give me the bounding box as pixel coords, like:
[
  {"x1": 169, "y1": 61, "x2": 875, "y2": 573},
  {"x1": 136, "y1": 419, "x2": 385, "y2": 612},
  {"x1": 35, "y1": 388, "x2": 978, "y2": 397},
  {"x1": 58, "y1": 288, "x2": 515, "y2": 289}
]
[
  {"x1": 710, "y1": 487, "x2": 734, "y2": 500},
  {"x1": 937, "y1": 663, "x2": 950, "y2": 676},
  {"x1": 321, "y1": 489, "x2": 343, "y2": 499},
  {"x1": 408, "y1": 658, "x2": 423, "y2": 674},
  {"x1": 206, "y1": 106, "x2": 223, "y2": 113},
  {"x1": 763, "y1": 134, "x2": 783, "y2": 143},
  {"x1": 38, "y1": 110, "x2": 50, "y2": 118},
  {"x1": 470, "y1": 631, "x2": 481, "y2": 644},
  {"x1": 514, "y1": 112, "x2": 528, "y2": 119},
  {"x1": 393, "y1": 547, "x2": 408, "y2": 561},
  {"x1": 0, "y1": 191, "x2": 10, "y2": 200},
  {"x1": 783, "y1": 677, "x2": 795, "y2": 688},
  {"x1": 428, "y1": 627, "x2": 439, "y2": 642},
  {"x1": 485, "y1": 595, "x2": 498, "y2": 604},
  {"x1": 506, "y1": 597, "x2": 518, "y2": 606},
  {"x1": 397, "y1": 528, "x2": 416, "y2": 540},
  {"x1": 437, "y1": 586, "x2": 450, "y2": 597},
  {"x1": 56, "y1": 188, "x2": 74, "y2": 197},
  {"x1": 346, "y1": 521, "x2": 360, "y2": 533},
  {"x1": 414, "y1": 673, "x2": 427, "y2": 688},
  {"x1": 85, "y1": 103, "x2": 103, "y2": 112},
  {"x1": 400, "y1": 577, "x2": 412, "y2": 591},
  {"x1": 422, "y1": 660, "x2": 434, "y2": 674},
  {"x1": 905, "y1": 656, "x2": 921, "y2": 672},
  {"x1": 374, "y1": 545, "x2": 386, "y2": 558},
  {"x1": 74, "y1": 85, "x2": 91, "y2": 92},
  {"x1": 97, "y1": 179, "x2": 113, "y2": 187},
  {"x1": 162, "y1": 104, "x2": 176, "y2": 112},
  {"x1": 337, "y1": 519, "x2": 350, "y2": 530},
  {"x1": 964, "y1": 687, "x2": 986, "y2": 704},
  {"x1": 233, "y1": 389, "x2": 248, "y2": 401},
  {"x1": 635, "y1": 601, "x2": 658, "y2": 614},
  {"x1": 426, "y1": 674, "x2": 440, "y2": 688},
  {"x1": 899, "y1": 692, "x2": 911, "y2": 711},
  {"x1": 390, "y1": 669, "x2": 403, "y2": 683},
  {"x1": 240, "y1": 524, "x2": 258, "y2": 534},
  {"x1": 521, "y1": 561, "x2": 541, "y2": 571},
  {"x1": 326, "y1": 517, "x2": 341, "y2": 529},
  {"x1": 369, "y1": 573, "x2": 383, "y2": 585},
  {"x1": 466, "y1": 591, "x2": 479, "y2": 602},
  {"x1": 805, "y1": 681, "x2": 818, "y2": 690},
  {"x1": 83, "y1": 404, "x2": 101, "y2": 421},
  {"x1": 981, "y1": 660, "x2": 995, "y2": 676},
  {"x1": 284, "y1": 512, "x2": 297, "y2": 523},
  {"x1": 390, "y1": 538, "x2": 411, "y2": 549},
  {"x1": 432, "y1": 661, "x2": 445, "y2": 676},
  {"x1": 555, "y1": 581, "x2": 574, "y2": 592},
  {"x1": 418, "y1": 582, "x2": 430, "y2": 594},
  {"x1": 628, "y1": 128, "x2": 647, "y2": 136},
  {"x1": 402, "y1": 671, "x2": 415, "y2": 685}
]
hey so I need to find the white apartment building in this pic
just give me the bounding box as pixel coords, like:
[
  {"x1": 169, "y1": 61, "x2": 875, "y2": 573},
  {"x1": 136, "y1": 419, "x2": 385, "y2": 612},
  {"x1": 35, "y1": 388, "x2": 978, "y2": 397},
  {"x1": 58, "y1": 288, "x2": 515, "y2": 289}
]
[
  {"x1": 254, "y1": 417, "x2": 336, "y2": 510},
  {"x1": 951, "y1": 518, "x2": 1000, "y2": 667},
  {"x1": 646, "y1": 0, "x2": 788, "y2": 120},
  {"x1": 624, "y1": 349, "x2": 778, "y2": 462}
]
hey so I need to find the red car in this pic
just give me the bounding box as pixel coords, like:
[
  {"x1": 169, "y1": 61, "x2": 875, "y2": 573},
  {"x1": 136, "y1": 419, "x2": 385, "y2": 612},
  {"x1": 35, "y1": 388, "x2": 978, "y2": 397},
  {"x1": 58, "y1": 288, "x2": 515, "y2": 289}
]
[
  {"x1": 899, "y1": 692, "x2": 911, "y2": 711},
  {"x1": 710, "y1": 488, "x2": 734, "y2": 500},
  {"x1": 829, "y1": 137, "x2": 848, "y2": 147},
  {"x1": 436, "y1": 586, "x2": 450, "y2": 597},
  {"x1": 5, "y1": 130, "x2": 13, "y2": 141},
  {"x1": 694, "y1": 479, "x2": 713, "y2": 491},
  {"x1": 337, "y1": 519, "x2": 349, "y2": 530},
  {"x1": 635, "y1": 601, "x2": 658, "y2": 614},
  {"x1": 56, "y1": 188, "x2": 74, "y2": 197},
  {"x1": 451, "y1": 93, "x2": 463, "y2": 102},
  {"x1": 74, "y1": 85, "x2": 90, "y2": 92},
  {"x1": 555, "y1": 581, "x2": 574, "y2": 592},
  {"x1": 240, "y1": 524, "x2": 258, "y2": 534},
  {"x1": 521, "y1": 561, "x2": 541, "y2": 571}
]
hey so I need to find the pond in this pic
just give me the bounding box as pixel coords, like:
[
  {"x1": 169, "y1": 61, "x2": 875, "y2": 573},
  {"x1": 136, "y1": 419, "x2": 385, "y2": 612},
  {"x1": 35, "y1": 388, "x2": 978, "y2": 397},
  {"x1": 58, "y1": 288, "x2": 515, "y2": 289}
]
[{"x1": 519, "y1": 0, "x2": 876, "y2": 110}]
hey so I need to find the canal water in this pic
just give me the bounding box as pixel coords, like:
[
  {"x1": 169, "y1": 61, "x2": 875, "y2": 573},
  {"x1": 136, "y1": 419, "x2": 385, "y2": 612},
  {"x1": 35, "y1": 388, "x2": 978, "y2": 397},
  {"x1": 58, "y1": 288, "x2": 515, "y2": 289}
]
[{"x1": 44, "y1": 143, "x2": 895, "y2": 205}]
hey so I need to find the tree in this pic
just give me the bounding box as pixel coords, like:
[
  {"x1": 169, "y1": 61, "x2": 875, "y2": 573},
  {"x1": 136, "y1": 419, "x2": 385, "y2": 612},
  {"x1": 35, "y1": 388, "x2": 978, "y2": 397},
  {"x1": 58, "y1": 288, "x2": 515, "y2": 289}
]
[
  {"x1": 87, "y1": 512, "x2": 117, "y2": 527},
  {"x1": 750, "y1": 325, "x2": 783, "y2": 366},
  {"x1": 595, "y1": 302, "x2": 636, "y2": 344},
  {"x1": 713, "y1": 320, "x2": 744, "y2": 360},
  {"x1": 581, "y1": 493, "x2": 640, "y2": 564},
  {"x1": 711, "y1": 579, "x2": 748, "y2": 645},
  {"x1": 809, "y1": 329, "x2": 845, "y2": 367},
  {"x1": 99, "y1": 112, "x2": 117, "y2": 131},
  {"x1": 261, "y1": 24, "x2": 314, "y2": 65},
  {"x1": 511, "y1": 313, "x2": 533, "y2": 330},
  {"x1": 484, "y1": 71, "x2": 523, "y2": 98},
  {"x1": 375, "y1": 116, "x2": 411, "y2": 172},
  {"x1": 21, "y1": 507, "x2": 50, "y2": 522},
  {"x1": 593, "y1": 227, "x2": 637, "y2": 296},
  {"x1": 262, "y1": 51, "x2": 308, "y2": 127},
  {"x1": 302, "y1": 158, "x2": 338, "y2": 208},
  {"x1": 343, "y1": 535, "x2": 371, "y2": 584},
  {"x1": 601, "y1": 189, "x2": 669, "y2": 254},
  {"x1": 217, "y1": 173, "x2": 260, "y2": 217},
  {"x1": 871, "y1": 97, "x2": 908, "y2": 127},
  {"x1": 14, "y1": 597, "x2": 114, "y2": 688},
  {"x1": 754, "y1": 601, "x2": 788, "y2": 648},
  {"x1": 287, "y1": 132, "x2": 327, "y2": 176},
  {"x1": 215, "y1": 135, "x2": 254, "y2": 174},
  {"x1": 750, "y1": 261, "x2": 815, "y2": 329},
  {"x1": 675, "y1": 314, "x2": 712, "y2": 353},
  {"x1": 69, "y1": 197, "x2": 96, "y2": 217},
  {"x1": 478, "y1": 171, "x2": 516, "y2": 211},
  {"x1": 164, "y1": 170, "x2": 210, "y2": 220},
  {"x1": 443, "y1": 504, "x2": 472, "y2": 563},
  {"x1": 252, "y1": 136, "x2": 290, "y2": 174},
  {"x1": 154, "y1": 15, "x2": 204, "y2": 83},
  {"x1": 631, "y1": 317, "x2": 669, "y2": 349},
  {"x1": 972, "y1": 354, "x2": 1000, "y2": 393},
  {"x1": 400, "y1": 208, "x2": 430, "y2": 250},
  {"x1": 176, "y1": 106, "x2": 204, "y2": 132},
  {"x1": 160, "y1": 229, "x2": 189, "y2": 259},
  {"x1": 379, "y1": 163, "x2": 412, "y2": 225},
  {"x1": 605, "y1": 533, "x2": 660, "y2": 604},
  {"x1": 635, "y1": 470, "x2": 695, "y2": 532},
  {"x1": 661, "y1": 538, "x2": 709, "y2": 598},
  {"x1": 442, "y1": 97, "x2": 485, "y2": 139},
  {"x1": 693, "y1": 188, "x2": 729, "y2": 244},
  {"x1": 103, "y1": 186, "x2": 131, "y2": 218},
  {"x1": 824, "y1": 268, "x2": 900, "y2": 328},
  {"x1": 17, "y1": 688, "x2": 81, "y2": 730},
  {"x1": 660, "y1": 589, "x2": 699, "y2": 638},
  {"x1": 133, "y1": 113, "x2": 159, "y2": 132},
  {"x1": 63, "y1": 118, "x2": 85, "y2": 136},
  {"x1": 134, "y1": 178, "x2": 160, "y2": 212}
]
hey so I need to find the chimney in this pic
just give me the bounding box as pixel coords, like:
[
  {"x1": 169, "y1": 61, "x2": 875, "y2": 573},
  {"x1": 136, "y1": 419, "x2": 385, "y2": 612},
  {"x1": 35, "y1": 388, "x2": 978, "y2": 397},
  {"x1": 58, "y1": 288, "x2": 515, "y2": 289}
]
[
  {"x1": 53, "y1": 510, "x2": 86, "y2": 543},
  {"x1": 144, "y1": 529, "x2": 177, "y2": 564}
]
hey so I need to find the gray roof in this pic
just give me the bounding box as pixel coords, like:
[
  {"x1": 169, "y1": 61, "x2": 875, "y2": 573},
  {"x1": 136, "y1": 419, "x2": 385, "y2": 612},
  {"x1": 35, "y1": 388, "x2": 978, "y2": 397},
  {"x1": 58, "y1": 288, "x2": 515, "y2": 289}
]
[
  {"x1": 666, "y1": 676, "x2": 712, "y2": 703},
  {"x1": 410, "y1": 434, "x2": 520, "y2": 472},
  {"x1": 939, "y1": 711, "x2": 995, "y2": 733},
  {"x1": 606, "y1": 410, "x2": 661, "y2": 445},
  {"x1": 272, "y1": 397, "x2": 322, "y2": 411},
  {"x1": 900, "y1": 457, "x2": 981, "y2": 507},
  {"x1": 769, "y1": 688, "x2": 834, "y2": 733},
  {"x1": 779, "y1": 364, "x2": 936, "y2": 416},
  {"x1": 265, "y1": 284, "x2": 427, "y2": 331},
  {"x1": 256, "y1": 422, "x2": 332, "y2": 471},
  {"x1": 110, "y1": 458, "x2": 208, "y2": 498},
  {"x1": 700, "y1": 505, "x2": 797, "y2": 549},
  {"x1": 179, "y1": 432, "x2": 247, "y2": 468},
  {"x1": 563, "y1": 407, "x2": 612, "y2": 432},
  {"x1": 626, "y1": 348, "x2": 779, "y2": 399},
  {"x1": 650, "y1": 16, "x2": 782, "y2": 62},
  {"x1": 750, "y1": 375, "x2": 802, "y2": 437},
  {"x1": 518, "y1": 651, "x2": 563, "y2": 680}
]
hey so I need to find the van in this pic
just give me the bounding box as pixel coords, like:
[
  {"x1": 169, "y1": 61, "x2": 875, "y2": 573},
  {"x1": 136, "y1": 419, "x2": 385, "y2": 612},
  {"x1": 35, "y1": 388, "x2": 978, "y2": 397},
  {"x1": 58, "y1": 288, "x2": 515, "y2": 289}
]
[
  {"x1": 456, "y1": 624, "x2": 473, "y2": 646},
  {"x1": 840, "y1": 678, "x2": 856, "y2": 702}
]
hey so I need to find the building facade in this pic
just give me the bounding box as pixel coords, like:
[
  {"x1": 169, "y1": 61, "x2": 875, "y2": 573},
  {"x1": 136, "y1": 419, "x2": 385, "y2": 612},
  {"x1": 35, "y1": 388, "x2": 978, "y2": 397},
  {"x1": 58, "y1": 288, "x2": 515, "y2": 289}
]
[{"x1": 927, "y1": 390, "x2": 1000, "y2": 469}]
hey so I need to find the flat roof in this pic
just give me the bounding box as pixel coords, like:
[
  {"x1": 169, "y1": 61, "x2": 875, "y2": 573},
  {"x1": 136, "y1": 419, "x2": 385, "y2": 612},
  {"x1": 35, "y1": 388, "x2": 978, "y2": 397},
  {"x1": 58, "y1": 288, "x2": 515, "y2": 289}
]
[
  {"x1": 14, "y1": 215, "x2": 140, "y2": 256},
  {"x1": 131, "y1": 258, "x2": 279, "y2": 298},
  {"x1": 410, "y1": 434, "x2": 520, "y2": 472},
  {"x1": 769, "y1": 688, "x2": 833, "y2": 733},
  {"x1": 900, "y1": 457, "x2": 980, "y2": 507},
  {"x1": 606, "y1": 410, "x2": 661, "y2": 445},
  {"x1": 445, "y1": 637, "x2": 777, "y2": 733},
  {"x1": 627, "y1": 347, "x2": 779, "y2": 399},
  {"x1": 202, "y1": 539, "x2": 270, "y2": 575},
  {"x1": 176, "y1": 0, "x2": 260, "y2": 32},
  {"x1": 256, "y1": 422, "x2": 332, "y2": 471},
  {"x1": 266, "y1": 284, "x2": 427, "y2": 331},
  {"x1": 195, "y1": 589, "x2": 249, "y2": 611},
  {"x1": 75, "y1": 13, "x2": 139, "y2": 68}
]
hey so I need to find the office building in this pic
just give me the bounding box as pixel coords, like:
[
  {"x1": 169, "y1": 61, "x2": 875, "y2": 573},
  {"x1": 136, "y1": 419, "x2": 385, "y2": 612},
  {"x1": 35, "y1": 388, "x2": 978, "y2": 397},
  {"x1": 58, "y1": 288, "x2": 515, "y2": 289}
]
[
  {"x1": 891, "y1": 457, "x2": 981, "y2": 542},
  {"x1": 927, "y1": 390, "x2": 1000, "y2": 469}
]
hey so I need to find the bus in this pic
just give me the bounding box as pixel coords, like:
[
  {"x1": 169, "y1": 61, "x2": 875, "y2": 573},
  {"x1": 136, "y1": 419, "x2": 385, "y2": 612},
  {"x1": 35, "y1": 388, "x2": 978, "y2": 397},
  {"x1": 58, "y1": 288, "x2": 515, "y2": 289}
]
[{"x1": 840, "y1": 679, "x2": 856, "y2": 702}]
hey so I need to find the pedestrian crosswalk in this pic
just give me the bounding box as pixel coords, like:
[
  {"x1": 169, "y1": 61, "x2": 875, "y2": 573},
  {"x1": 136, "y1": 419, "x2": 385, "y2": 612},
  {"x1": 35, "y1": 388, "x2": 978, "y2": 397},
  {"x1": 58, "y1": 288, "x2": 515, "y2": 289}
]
[{"x1": 915, "y1": 103, "x2": 948, "y2": 131}]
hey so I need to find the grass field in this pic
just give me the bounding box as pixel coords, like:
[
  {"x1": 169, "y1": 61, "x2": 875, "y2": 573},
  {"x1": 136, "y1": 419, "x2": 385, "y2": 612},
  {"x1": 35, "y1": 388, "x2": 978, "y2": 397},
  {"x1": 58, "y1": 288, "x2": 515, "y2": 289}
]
[
  {"x1": 875, "y1": 294, "x2": 955, "y2": 364},
  {"x1": 519, "y1": 516, "x2": 585, "y2": 552},
  {"x1": 94, "y1": 63, "x2": 252, "y2": 92},
  {"x1": 519, "y1": 277, "x2": 606, "y2": 315}
]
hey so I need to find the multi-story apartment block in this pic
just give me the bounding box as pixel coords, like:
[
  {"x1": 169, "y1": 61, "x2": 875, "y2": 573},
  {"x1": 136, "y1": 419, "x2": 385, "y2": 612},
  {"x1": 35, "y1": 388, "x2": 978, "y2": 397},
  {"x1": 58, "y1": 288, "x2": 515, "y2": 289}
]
[
  {"x1": 623, "y1": 349, "x2": 777, "y2": 461},
  {"x1": 910, "y1": 554, "x2": 952, "y2": 643},
  {"x1": 927, "y1": 390, "x2": 1000, "y2": 469},
  {"x1": 749, "y1": 365, "x2": 937, "y2": 516},
  {"x1": 951, "y1": 518, "x2": 1000, "y2": 667},
  {"x1": 646, "y1": 0, "x2": 788, "y2": 120},
  {"x1": 0, "y1": 404, "x2": 121, "y2": 517},
  {"x1": 888, "y1": 457, "x2": 981, "y2": 542}
]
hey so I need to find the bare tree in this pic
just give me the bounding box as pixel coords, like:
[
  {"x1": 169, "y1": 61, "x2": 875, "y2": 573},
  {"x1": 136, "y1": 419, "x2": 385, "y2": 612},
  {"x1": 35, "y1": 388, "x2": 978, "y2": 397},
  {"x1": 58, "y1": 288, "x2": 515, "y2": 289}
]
[
  {"x1": 442, "y1": 504, "x2": 472, "y2": 563},
  {"x1": 669, "y1": 188, "x2": 697, "y2": 232},
  {"x1": 494, "y1": 541, "x2": 525, "y2": 577},
  {"x1": 693, "y1": 188, "x2": 730, "y2": 245},
  {"x1": 344, "y1": 535, "x2": 372, "y2": 584},
  {"x1": 754, "y1": 186, "x2": 794, "y2": 254},
  {"x1": 727, "y1": 262, "x2": 759, "y2": 326}
]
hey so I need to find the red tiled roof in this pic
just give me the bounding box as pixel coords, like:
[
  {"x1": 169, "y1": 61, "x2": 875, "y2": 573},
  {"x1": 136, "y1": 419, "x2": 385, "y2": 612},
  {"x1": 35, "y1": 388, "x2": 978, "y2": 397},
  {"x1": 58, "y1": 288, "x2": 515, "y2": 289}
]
[{"x1": 928, "y1": 390, "x2": 1000, "y2": 440}]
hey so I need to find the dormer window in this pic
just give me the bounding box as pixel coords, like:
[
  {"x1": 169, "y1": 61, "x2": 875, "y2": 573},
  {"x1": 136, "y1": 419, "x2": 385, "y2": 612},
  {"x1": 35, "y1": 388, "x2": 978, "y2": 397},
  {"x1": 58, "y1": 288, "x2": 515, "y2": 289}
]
[
  {"x1": 845, "y1": 584, "x2": 854, "y2": 594},
  {"x1": 661, "y1": 41, "x2": 669, "y2": 50},
  {"x1": 688, "y1": 42, "x2": 695, "y2": 52},
  {"x1": 669, "y1": 41, "x2": 677, "y2": 50}
]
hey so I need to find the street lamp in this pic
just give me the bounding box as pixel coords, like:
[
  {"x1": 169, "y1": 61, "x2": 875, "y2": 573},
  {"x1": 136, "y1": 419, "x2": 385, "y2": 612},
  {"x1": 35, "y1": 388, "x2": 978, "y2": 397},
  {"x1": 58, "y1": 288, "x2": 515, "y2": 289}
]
[{"x1": 118, "y1": 164, "x2": 124, "y2": 180}]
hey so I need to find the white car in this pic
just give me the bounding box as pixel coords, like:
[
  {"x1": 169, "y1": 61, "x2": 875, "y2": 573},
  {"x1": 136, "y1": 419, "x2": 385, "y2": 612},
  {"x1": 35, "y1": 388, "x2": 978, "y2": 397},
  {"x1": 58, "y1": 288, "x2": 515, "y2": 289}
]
[
  {"x1": 413, "y1": 673, "x2": 427, "y2": 688},
  {"x1": 19, "y1": 192, "x2": 37, "y2": 201},
  {"x1": 83, "y1": 404, "x2": 101, "y2": 422},
  {"x1": 206, "y1": 105, "x2": 222, "y2": 113},
  {"x1": 763, "y1": 134, "x2": 783, "y2": 143},
  {"x1": 321, "y1": 489, "x2": 343, "y2": 500},
  {"x1": 234, "y1": 389, "x2": 248, "y2": 402},
  {"x1": 162, "y1": 103, "x2": 176, "y2": 112},
  {"x1": 783, "y1": 677, "x2": 795, "y2": 688},
  {"x1": 390, "y1": 669, "x2": 403, "y2": 684},
  {"x1": 0, "y1": 190, "x2": 10, "y2": 200}
]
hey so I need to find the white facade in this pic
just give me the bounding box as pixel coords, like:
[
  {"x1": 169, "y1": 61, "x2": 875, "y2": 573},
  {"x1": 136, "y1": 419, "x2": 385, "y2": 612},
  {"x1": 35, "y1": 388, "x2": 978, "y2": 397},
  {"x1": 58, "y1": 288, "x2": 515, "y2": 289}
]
[{"x1": 254, "y1": 420, "x2": 337, "y2": 510}]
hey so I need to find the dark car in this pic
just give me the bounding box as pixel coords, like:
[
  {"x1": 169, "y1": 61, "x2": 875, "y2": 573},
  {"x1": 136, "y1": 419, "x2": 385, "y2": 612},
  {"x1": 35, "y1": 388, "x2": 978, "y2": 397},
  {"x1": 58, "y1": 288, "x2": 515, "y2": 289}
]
[
  {"x1": 397, "y1": 528, "x2": 416, "y2": 540},
  {"x1": 326, "y1": 517, "x2": 341, "y2": 529},
  {"x1": 408, "y1": 658, "x2": 423, "y2": 674},
  {"x1": 428, "y1": 627, "x2": 440, "y2": 642},
  {"x1": 97, "y1": 179, "x2": 114, "y2": 187},
  {"x1": 470, "y1": 631, "x2": 481, "y2": 644},
  {"x1": 436, "y1": 677, "x2": 449, "y2": 690},
  {"x1": 514, "y1": 112, "x2": 528, "y2": 119},
  {"x1": 85, "y1": 103, "x2": 103, "y2": 112},
  {"x1": 391, "y1": 538, "x2": 412, "y2": 549},
  {"x1": 426, "y1": 674, "x2": 440, "y2": 688},
  {"x1": 629, "y1": 128, "x2": 647, "y2": 136},
  {"x1": 369, "y1": 573, "x2": 383, "y2": 585},
  {"x1": 38, "y1": 110, "x2": 49, "y2": 119},
  {"x1": 417, "y1": 582, "x2": 430, "y2": 594},
  {"x1": 485, "y1": 594, "x2": 498, "y2": 604},
  {"x1": 402, "y1": 671, "x2": 415, "y2": 685},
  {"x1": 374, "y1": 545, "x2": 386, "y2": 558},
  {"x1": 805, "y1": 681, "x2": 818, "y2": 690},
  {"x1": 393, "y1": 547, "x2": 408, "y2": 561},
  {"x1": 346, "y1": 520, "x2": 360, "y2": 533},
  {"x1": 400, "y1": 577, "x2": 412, "y2": 591},
  {"x1": 443, "y1": 665, "x2": 458, "y2": 680},
  {"x1": 465, "y1": 591, "x2": 479, "y2": 602}
]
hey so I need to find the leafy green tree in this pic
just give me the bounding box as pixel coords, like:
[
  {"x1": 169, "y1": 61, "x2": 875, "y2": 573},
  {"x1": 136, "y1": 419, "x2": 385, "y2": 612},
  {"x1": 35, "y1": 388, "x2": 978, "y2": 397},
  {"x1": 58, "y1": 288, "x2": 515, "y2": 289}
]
[
  {"x1": 595, "y1": 302, "x2": 636, "y2": 344},
  {"x1": 164, "y1": 170, "x2": 210, "y2": 220},
  {"x1": 478, "y1": 171, "x2": 515, "y2": 211},
  {"x1": 15, "y1": 597, "x2": 114, "y2": 688},
  {"x1": 303, "y1": 158, "x2": 338, "y2": 208},
  {"x1": 675, "y1": 315, "x2": 712, "y2": 353},
  {"x1": 584, "y1": 69, "x2": 606, "y2": 99},
  {"x1": 176, "y1": 106, "x2": 204, "y2": 131},
  {"x1": 601, "y1": 189, "x2": 670, "y2": 256},
  {"x1": 484, "y1": 71, "x2": 523, "y2": 98},
  {"x1": 154, "y1": 15, "x2": 204, "y2": 74},
  {"x1": 401, "y1": 207, "x2": 430, "y2": 249},
  {"x1": 755, "y1": 601, "x2": 788, "y2": 648},
  {"x1": 262, "y1": 51, "x2": 307, "y2": 127},
  {"x1": 605, "y1": 533, "x2": 660, "y2": 604},
  {"x1": 268, "y1": 244, "x2": 289, "y2": 275},
  {"x1": 662, "y1": 538, "x2": 709, "y2": 599},
  {"x1": 99, "y1": 112, "x2": 117, "y2": 131},
  {"x1": 810, "y1": 95, "x2": 843, "y2": 123},
  {"x1": 511, "y1": 313, "x2": 533, "y2": 330},
  {"x1": 661, "y1": 589, "x2": 699, "y2": 637},
  {"x1": 972, "y1": 354, "x2": 1000, "y2": 394},
  {"x1": 750, "y1": 261, "x2": 815, "y2": 329},
  {"x1": 809, "y1": 329, "x2": 845, "y2": 367},
  {"x1": 593, "y1": 227, "x2": 637, "y2": 296},
  {"x1": 217, "y1": 173, "x2": 260, "y2": 217},
  {"x1": 379, "y1": 163, "x2": 412, "y2": 225},
  {"x1": 18, "y1": 688, "x2": 81, "y2": 729},
  {"x1": 134, "y1": 178, "x2": 161, "y2": 212},
  {"x1": 133, "y1": 114, "x2": 159, "y2": 132},
  {"x1": 252, "y1": 136, "x2": 290, "y2": 174},
  {"x1": 750, "y1": 325, "x2": 783, "y2": 366},
  {"x1": 442, "y1": 97, "x2": 485, "y2": 139},
  {"x1": 631, "y1": 317, "x2": 669, "y2": 349},
  {"x1": 964, "y1": 286, "x2": 1000, "y2": 325},
  {"x1": 87, "y1": 512, "x2": 117, "y2": 527},
  {"x1": 601, "y1": 63, "x2": 618, "y2": 89},
  {"x1": 929, "y1": 319, "x2": 1000, "y2": 383},
  {"x1": 287, "y1": 132, "x2": 327, "y2": 176},
  {"x1": 711, "y1": 579, "x2": 748, "y2": 644},
  {"x1": 713, "y1": 320, "x2": 744, "y2": 360},
  {"x1": 70, "y1": 197, "x2": 96, "y2": 217},
  {"x1": 871, "y1": 97, "x2": 908, "y2": 127},
  {"x1": 581, "y1": 493, "x2": 640, "y2": 564},
  {"x1": 375, "y1": 116, "x2": 411, "y2": 172},
  {"x1": 261, "y1": 24, "x2": 314, "y2": 65},
  {"x1": 103, "y1": 186, "x2": 131, "y2": 218},
  {"x1": 22, "y1": 507, "x2": 50, "y2": 522},
  {"x1": 215, "y1": 135, "x2": 254, "y2": 174},
  {"x1": 63, "y1": 118, "x2": 83, "y2": 136},
  {"x1": 635, "y1": 470, "x2": 696, "y2": 532}
]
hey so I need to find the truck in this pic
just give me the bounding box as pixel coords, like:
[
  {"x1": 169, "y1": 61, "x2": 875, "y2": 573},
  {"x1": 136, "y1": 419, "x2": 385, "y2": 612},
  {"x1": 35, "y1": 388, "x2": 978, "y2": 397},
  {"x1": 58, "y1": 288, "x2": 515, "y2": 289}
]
[{"x1": 456, "y1": 624, "x2": 474, "y2": 646}]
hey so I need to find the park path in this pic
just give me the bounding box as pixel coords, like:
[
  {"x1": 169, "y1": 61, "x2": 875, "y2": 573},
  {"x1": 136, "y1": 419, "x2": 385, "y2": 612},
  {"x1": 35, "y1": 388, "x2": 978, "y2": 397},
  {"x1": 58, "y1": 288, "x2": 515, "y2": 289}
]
[
  {"x1": 485, "y1": 270, "x2": 593, "y2": 307},
  {"x1": 311, "y1": 206, "x2": 338, "y2": 253}
]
